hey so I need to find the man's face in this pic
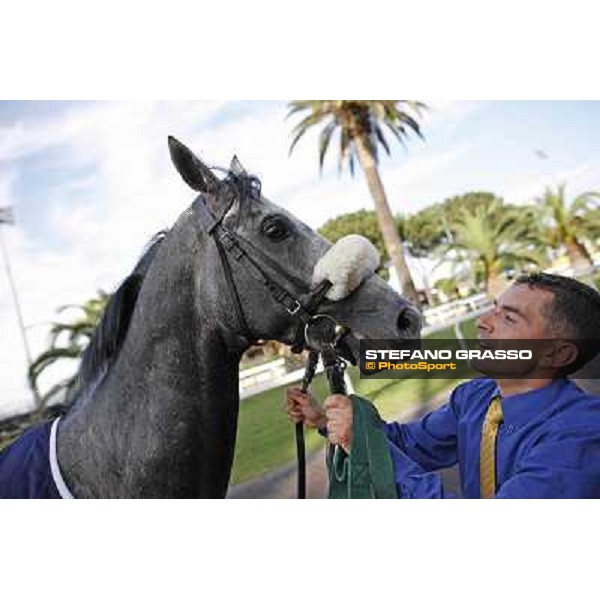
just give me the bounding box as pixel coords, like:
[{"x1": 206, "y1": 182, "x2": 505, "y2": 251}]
[
  {"x1": 477, "y1": 284, "x2": 554, "y2": 340},
  {"x1": 473, "y1": 284, "x2": 556, "y2": 376}
]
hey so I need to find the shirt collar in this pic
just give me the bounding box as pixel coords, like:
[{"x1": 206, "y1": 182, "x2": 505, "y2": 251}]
[{"x1": 493, "y1": 378, "x2": 570, "y2": 427}]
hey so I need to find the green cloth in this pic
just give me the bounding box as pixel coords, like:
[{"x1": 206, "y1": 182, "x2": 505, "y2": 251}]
[{"x1": 327, "y1": 395, "x2": 399, "y2": 499}]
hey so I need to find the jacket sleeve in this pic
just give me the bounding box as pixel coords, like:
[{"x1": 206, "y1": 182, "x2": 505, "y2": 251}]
[
  {"x1": 495, "y1": 429, "x2": 600, "y2": 499},
  {"x1": 383, "y1": 386, "x2": 462, "y2": 498}
]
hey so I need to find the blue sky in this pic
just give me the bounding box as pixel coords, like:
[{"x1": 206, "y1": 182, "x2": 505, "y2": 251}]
[{"x1": 1, "y1": 100, "x2": 599, "y2": 415}]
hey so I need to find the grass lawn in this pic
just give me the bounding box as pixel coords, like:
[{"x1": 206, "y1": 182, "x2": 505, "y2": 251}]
[
  {"x1": 230, "y1": 317, "x2": 480, "y2": 485},
  {"x1": 230, "y1": 372, "x2": 330, "y2": 485},
  {"x1": 230, "y1": 370, "x2": 459, "y2": 485}
]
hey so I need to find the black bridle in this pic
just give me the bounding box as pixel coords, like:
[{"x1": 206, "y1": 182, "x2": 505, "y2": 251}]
[
  {"x1": 193, "y1": 174, "x2": 333, "y2": 351},
  {"x1": 195, "y1": 171, "x2": 351, "y2": 499}
]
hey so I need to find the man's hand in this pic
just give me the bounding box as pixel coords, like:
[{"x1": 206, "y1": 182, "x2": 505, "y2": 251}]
[
  {"x1": 286, "y1": 387, "x2": 327, "y2": 429},
  {"x1": 324, "y1": 394, "x2": 353, "y2": 453}
]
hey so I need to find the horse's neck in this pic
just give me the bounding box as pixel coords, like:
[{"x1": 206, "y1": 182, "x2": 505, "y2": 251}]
[{"x1": 57, "y1": 240, "x2": 244, "y2": 498}]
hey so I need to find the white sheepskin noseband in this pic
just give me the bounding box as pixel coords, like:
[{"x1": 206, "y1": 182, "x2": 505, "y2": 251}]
[{"x1": 312, "y1": 235, "x2": 380, "y2": 301}]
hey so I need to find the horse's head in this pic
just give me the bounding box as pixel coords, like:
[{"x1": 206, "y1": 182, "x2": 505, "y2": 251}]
[{"x1": 168, "y1": 136, "x2": 421, "y2": 360}]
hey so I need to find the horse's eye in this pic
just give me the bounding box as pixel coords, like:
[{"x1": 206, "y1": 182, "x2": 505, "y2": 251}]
[{"x1": 261, "y1": 216, "x2": 290, "y2": 241}]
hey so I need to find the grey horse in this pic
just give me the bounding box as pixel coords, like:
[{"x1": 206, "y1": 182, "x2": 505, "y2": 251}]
[{"x1": 52, "y1": 137, "x2": 421, "y2": 498}]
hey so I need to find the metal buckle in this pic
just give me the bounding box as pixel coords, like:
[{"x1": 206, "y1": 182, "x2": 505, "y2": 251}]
[
  {"x1": 286, "y1": 298, "x2": 302, "y2": 315},
  {"x1": 219, "y1": 230, "x2": 244, "y2": 260},
  {"x1": 303, "y1": 314, "x2": 339, "y2": 351},
  {"x1": 218, "y1": 229, "x2": 236, "y2": 250}
]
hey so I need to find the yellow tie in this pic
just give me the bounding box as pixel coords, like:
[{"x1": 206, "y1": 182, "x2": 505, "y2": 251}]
[{"x1": 480, "y1": 395, "x2": 503, "y2": 499}]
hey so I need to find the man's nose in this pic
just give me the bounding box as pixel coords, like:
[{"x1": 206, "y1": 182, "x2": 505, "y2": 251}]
[{"x1": 477, "y1": 308, "x2": 494, "y2": 332}]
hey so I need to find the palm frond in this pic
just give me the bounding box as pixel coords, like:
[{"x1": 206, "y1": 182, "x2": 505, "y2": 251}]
[
  {"x1": 286, "y1": 101, "x2": 317, "y2": 119},
  {"x1": 534, "y1": 184, "x2": 600, "y2": 254},
  {"x1": 384, "y1": 121, "x2": 408, "y2": 149},
  {"x1": 287, "y1": 100, "x2": 427, "y2": 172},
  {"x1": 348, "y1": 152, "x2": 356, "y2": 176},
  {"x1": 338, "y1": 127, "x2": 355, "y2": 175},
  {"x1": 571, "y1": 191, "x2": 600, "y2": 213},
  {"x1": 374, "y1": 124, "x2": 391, "y2": 157},
  {"x1": 289, "y1": 111, "x2": 330, "y2": 155},
  {"x1": 318, "y1": 120, "x2": 337, "y2": 170},
  {"x1": 393, "y1": 112, "x2": 424, "y2": 140},
  {"x1": 39, "y1": 375, "x2": 79, "y2": 406},
  {"x1": 28, "y1": 291, "x2": 108, "y2": 402},
  {"x1": 28, "y1": 345, "x2": 82, "y2": 394}
]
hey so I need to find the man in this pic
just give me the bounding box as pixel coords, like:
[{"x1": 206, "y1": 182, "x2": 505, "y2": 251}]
[{"x1": 287, "y1": 273, "x2": 600, "y2": 498}]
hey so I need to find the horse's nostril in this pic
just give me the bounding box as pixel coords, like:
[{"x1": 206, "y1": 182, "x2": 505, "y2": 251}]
[{"x1": 397, "y1": 307, "x2": 422, "y2": 337}]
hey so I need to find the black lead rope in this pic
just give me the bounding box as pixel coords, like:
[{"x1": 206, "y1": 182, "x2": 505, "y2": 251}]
[
  {"x1": 321, "y1": 347, "x2": 348, "y2": 480},
  {"x1": 296, "y1": 317, "x2": 348, "y2": 499},
  {"x1": 297, "y1": 350, "x2": 319, "y2": 499},
  {"x1": 295, "y1": 423, "x2": 306, "y2": 499}
]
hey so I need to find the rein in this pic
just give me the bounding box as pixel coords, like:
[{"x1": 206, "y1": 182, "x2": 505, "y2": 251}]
[
  {"x1": 194, "y1": 191, "x2": 331, "y2": 349},
  {"x1": 194, "y1": 180, "x2": 339, "y2": 499},
  {"x1": 300, "y1": 319, "x2": 349, "y2": 497},
  {"x1": 195, "y1": 172, "x2": 363, "y2": 498}
]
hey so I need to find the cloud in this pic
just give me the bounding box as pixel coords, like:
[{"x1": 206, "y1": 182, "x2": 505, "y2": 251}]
[
  {"x1": 1, "y1": 100, "x2": 344, "y2": 414},
  {"x1": 500, "y1": 158, "x2": 600, "y2": 204},
  {"x1": 281, "y1": 144, "x2": 470, "y2": 229},
  {"x1": 1, "y1": 100, "x2": 598, "y2": 417},
  {"x1": 0, "y1": 222, "x2": 104, "y2": 417},
  {"x1": 423, "y1": 100, "x2": 485, "y2": 133},
  {"x1": 1, "y1": 100, "x2": 476, "y2": 415},
  {"x1": 0, "y1": 102, "x2": 240, "y2": 414},
  {"x1": 383, "y1": 146, "x2": 470, "y2": 200},
  {"x1": 0, "y1": 169, "x2": 18, "y2": 204}
]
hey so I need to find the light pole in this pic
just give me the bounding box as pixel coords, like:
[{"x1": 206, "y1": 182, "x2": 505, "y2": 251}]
[{"x1": 0, "y1": 206, "x2": 42, "y2": 410}]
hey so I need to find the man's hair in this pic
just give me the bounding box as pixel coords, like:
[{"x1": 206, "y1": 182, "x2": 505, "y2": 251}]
[{"x1": 515, "y1": 272, "x2": 600, "y2": 374}]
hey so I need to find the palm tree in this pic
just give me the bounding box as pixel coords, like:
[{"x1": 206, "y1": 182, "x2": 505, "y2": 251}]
[
  {"x1": 535, "y1": 184, "x2": 600, "y2": 273},
  {"x1": 28, "y1": 292, "x2": 109, "y2": 407},
  {"x1": 441, "y1": 198, "x2": 545, "y2": 298},
  {"x1": 287, "y1": 100, "x2": 427, "y2": 306}
]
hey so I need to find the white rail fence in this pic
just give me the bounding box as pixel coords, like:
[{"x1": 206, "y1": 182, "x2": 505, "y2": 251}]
[
  {"x1": 421, "y1": 293, "x2": 491, "y2": 328},
  {"x1": 239, "y1": 292, "x2": 493, "y2": 400}
]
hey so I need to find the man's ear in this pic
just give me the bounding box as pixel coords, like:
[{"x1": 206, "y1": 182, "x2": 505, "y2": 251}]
[
  {"x1": 168, "y1": 136, "x2": 220, "y2": 192},
  {"x1": 540, "y1": 341, "x2": 579, "y2": 370}
]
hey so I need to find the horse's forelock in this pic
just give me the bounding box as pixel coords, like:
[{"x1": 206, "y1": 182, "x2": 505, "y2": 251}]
[{"x1": 213, "y1": 169, "x2": 262, "y2": 229}]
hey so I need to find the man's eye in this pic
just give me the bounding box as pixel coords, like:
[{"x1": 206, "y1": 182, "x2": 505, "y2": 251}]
[{"x1": 504, "y1": 313, "x2": 515, "y2": 323}]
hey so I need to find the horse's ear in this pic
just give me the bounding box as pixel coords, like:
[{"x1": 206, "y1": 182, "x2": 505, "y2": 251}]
[
  {"x1": 168, "y1": 136, "x2": 219, "y2": 193},
  {"x1": 230, "y1": 155, "x2": 247, "y2": 176}
]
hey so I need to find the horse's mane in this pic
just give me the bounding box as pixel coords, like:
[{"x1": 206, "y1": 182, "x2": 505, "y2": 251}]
[
  {"x1": 67, "y1": 167, "x2": 259, "y2": 408},
  {"x1": 73, "y1": 231, "x2": 169, "y2": 400}
]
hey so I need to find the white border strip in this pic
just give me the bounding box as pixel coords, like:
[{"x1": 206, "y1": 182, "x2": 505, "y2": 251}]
[{"x1": 49, "y1": 418, "x2": 75, "y2": 499}]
